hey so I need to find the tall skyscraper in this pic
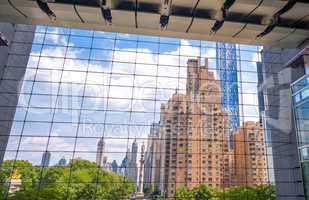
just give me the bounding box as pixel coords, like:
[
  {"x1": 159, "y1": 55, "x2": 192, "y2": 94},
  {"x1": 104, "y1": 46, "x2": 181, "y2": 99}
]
[
  {"x1": 96, "y1": 138, "x2": 105, "y2": 167},
  {"x1": 144, "y1": 123, "x2": 160, "y2": 192},
  {"x1": 0, "y1": 23, "x2": 35, "y2": 164},
  {"x1": 234, "y1": 122, "x2": 268, "y2": 186},
  {"x1": 120, "y1": 148, "x2": 130, "y2": 176},
  {"x1": 111, "y1": 160, "x2": 118, "y2": 173},
  {"x1": 41, "y1": 151, "x2": 51, "y2": 167},
  {"x1": 57, "y1": 157, "x2": 67, "y2": 166},
  {"x1": 216, "y1": 43, "x2": 240, "y2": 131},
  {"x1": 160, "y1": 59, "x2": 232, "y2": 197},
  {"x1": 128, "y1": 139, "x2": 138, "y2": 186}
]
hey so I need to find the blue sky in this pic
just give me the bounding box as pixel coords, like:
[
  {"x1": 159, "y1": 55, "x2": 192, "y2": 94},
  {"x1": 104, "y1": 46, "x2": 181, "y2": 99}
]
[{"x1": 4, "y1": 26, "x2": 262, "y2": 166}]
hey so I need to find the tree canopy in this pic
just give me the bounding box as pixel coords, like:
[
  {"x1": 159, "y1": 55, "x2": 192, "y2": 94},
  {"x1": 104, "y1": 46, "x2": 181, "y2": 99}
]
[
  {"x1": 0, "y1": 159, "x2": 134, "y2": 200},
  {"x1": 173, "y1": 183, "x2": 276, "y2": 200}
]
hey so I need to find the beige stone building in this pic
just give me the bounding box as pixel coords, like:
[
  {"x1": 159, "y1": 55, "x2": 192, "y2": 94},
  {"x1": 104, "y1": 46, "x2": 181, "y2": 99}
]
[
  {"x1": 159, "y1": 59, "x2": 233, "y2": 197},
  {"x1": 234, "y1": 121, "x2": 268, "y2": 186}
]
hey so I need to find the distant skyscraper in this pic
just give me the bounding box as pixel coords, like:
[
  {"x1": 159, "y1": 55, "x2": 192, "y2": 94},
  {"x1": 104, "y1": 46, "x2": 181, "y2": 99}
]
[
  {"x1": 41, "y1": 151, "x2": 51, "y2": 167},
  {"x1": 216, "y1": 43, "x2": 240, "y2": 131},
  {"x1": 128, "y1": 139, "x2": 138, "y2": 187},
  {"x1": 144, "y1": 123, "x2": 160, "y2": 192},
  {"x1": 111, "y1": 160, "x2": 118, "y2": 173},
  {"x1": 120, "y1": 149, "x2": 130, "y2": 176},
  {"x1": 57, "y1": 157, "x2": 67, "y2": 166},
  {"x1": 96, "y1": 138, "x2": 105, "y2": 167}
]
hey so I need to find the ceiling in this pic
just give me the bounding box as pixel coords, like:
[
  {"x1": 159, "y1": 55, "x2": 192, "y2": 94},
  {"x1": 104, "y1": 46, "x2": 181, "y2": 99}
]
[{"x1": 0, "y1": 0, "x2": 309, "y2": 48}]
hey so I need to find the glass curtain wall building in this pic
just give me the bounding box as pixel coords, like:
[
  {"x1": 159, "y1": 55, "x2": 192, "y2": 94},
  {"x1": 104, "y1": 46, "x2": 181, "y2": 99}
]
[
  {"x1": 216, "y1": 43, "x2": 240, "y2": 132},
  {"x1": 292, "y1": 57, "x2": 309, "y2": 199},
  {"x1": 0, "y1": 24, "x2": 277, "y2": 199}
]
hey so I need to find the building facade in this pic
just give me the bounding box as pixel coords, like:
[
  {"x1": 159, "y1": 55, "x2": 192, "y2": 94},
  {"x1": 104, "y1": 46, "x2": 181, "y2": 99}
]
[
  {"x1": 160, "y1": 59, "x2": 232, "y2": 197},
  {"x1": 234, "y1": 122, "x2": 268, "y2": 186},
  {"x1": 216, "y1": 43, "x2": 240, "y2": 132},
  {"x1": 291, "y1": 48, "x2": 309, "y2": 200},
  {"x1": 262, "y1": 47, "x2": 307, "y2": 200},
  {"x1": 0, "y1": 23, "x2": 35, "y2": 164}
]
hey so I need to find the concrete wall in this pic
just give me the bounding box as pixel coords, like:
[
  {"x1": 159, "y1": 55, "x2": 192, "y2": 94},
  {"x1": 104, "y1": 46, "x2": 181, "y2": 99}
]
[
  {"x1": 0, "y1": 23, "x2": 35, "y2": 164},
  {"x1": 262, "y1": 47, "x2": 306, "y2": 200}
]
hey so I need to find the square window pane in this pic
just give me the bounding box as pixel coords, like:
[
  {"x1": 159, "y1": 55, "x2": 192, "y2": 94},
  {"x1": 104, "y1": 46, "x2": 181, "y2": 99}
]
[
  {"x1": 83, "y1": 97, "x2": 107, "y2": 110},
  {"x1": 64, "y1": 58, "x2": 88, "y2": 71},
  {"x1": 105, "y1": 111, "x2": 130, "y2": 125},
  {"x1": 42, "y1": 45, "x2": 66, "y2": 57},
  {"x1": 78, "y1": 123, "x2": 104, "y2": 138},
  {"x1": 86, "y1": 72, "x2": 108, "y2": 85},
  {"x1": 110, "y1": 74, "x2": 134, "y2": 86},
  {"x1": 67, "y1": 47, "x2": 90, "y2": 59},
  {"x1": 91, "y1": 49, "x2": 113, "y2": 61},
  {"x1": 136, "y1": 52, "x2": 158, "y2": 64},
  {"x1": 89, "y1": 60, "x2": 112, "y2": 73},
  {"x1": 114, "y1": 51, "x2": 136, "y2": 63},
  {"x1": 36, "y1": 69, "x2": 62, "y2": 82},
  {"x1": 137, "y1": 42, "x2": 159, "y2": 53},
  {"x1": 56, "y1": 96, "x2": 82, "y2": 109},
  {"x1": 80, "y1": 110, "x2": 106, "y2": 123},
  {"x1": 51, "y1": 122, "x2": 78, "y2": 137},
  {"x1": 84, "y1": 84, "x2": 107, "y2": 97},
  {"x1": 19, "y1": 136, "x2": 48, "y2": 151},
  {"x1": 54, "y1": 109, "x2": 80, "y2": 123},
  {"x1": 48, "y1": 137, "x2": 75, "y2": 152},
  {"x1": 61, "y1": 71, "x2": 86, "y2": 83},
  {"x1": 39, "y1": 57, "x2": 64, "y2": 69},
  {"x1": 6, "y1": 136, "x2": 20, "y2": 151},
  {"x1": 115, "y1": 40, "x2": 137, "y2": 50},
  {"x1": 113, "y1": 62, "x2": 135, "y2": 74},
  {"x1": 109, "y1": 86, "x2": 132, "y2": 98},
  {"x1": 59, "y1": 83, "x2": 84, "y2": 96},
  {"x1": 32, "y1": 82, "x2": 59, "y2": 95},
  {"x1": 45, "y1": 33, "x2": 69, "y2": 46},
  {"x1": 69, "y1": 36, "x2": 92, "y2": 48},
  {"x1": 26, "y1": 108, "x2": 53, "y2": 122},
  {"x1": 92, "y1": 38, "x2": 114, "y2": 49},
  {"x1": 29, "y1": 94, "x2": 57, "y2": 108},
  {"x1": 23, "y1": 122, "x2": 51, "y2": 136}
]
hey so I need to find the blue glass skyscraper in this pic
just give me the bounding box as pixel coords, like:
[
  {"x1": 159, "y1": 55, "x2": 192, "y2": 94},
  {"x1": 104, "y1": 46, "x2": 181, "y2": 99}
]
[{"x1": 216, "y1": 43, "x2": 240, "y2": 131}]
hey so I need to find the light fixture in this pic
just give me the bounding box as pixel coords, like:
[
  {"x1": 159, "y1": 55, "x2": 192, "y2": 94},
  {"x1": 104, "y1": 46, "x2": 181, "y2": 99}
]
[
  {"x1": 257, "y1": 0, "x2": 297, "y2": 38},
  {"x1": 36, "y1": 0, "x2": 56, "y2": 21},
  {"x1": 99, "y1": 0, "x2": 112, "y2": 25},
  {"x1": 160, "y1": 0, "x2": 172, "y2": 30},
  {"x1": 211, "y1": 0, "x2": 236, "y2": 33}
]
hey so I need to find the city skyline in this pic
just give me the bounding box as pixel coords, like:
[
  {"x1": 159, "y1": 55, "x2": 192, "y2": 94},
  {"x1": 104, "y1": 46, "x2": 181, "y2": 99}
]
[
  {"x1": 3, "y1": 26, "x2": 262, "y2": 167},
  {"x1": 0, "y1": 24, "x2": 271, "y2": 199}
]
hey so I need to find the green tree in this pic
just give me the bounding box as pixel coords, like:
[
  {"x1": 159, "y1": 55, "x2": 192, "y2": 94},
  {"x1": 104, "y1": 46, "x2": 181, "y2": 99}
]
[
  {"x1": 193, "y1": 184, "x2": 213, "y2": 200},
  {"x1": 174, "y1": 187, "x2": 195, "y2": 200},
  {"x1": 173, "y1": 184, "x2": 276, "y2": 200},
  {"x1": 255, "y1": 185, "x2": 276, "y2": 200},
  {"x1": 1, "y1": 159, "x2": 134, "y2": 200}
]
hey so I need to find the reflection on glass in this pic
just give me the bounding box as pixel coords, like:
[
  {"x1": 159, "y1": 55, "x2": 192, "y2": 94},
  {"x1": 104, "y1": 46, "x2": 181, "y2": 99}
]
[{"x1": 0, "y1": 25, "x2": 275, "y2": 200}]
